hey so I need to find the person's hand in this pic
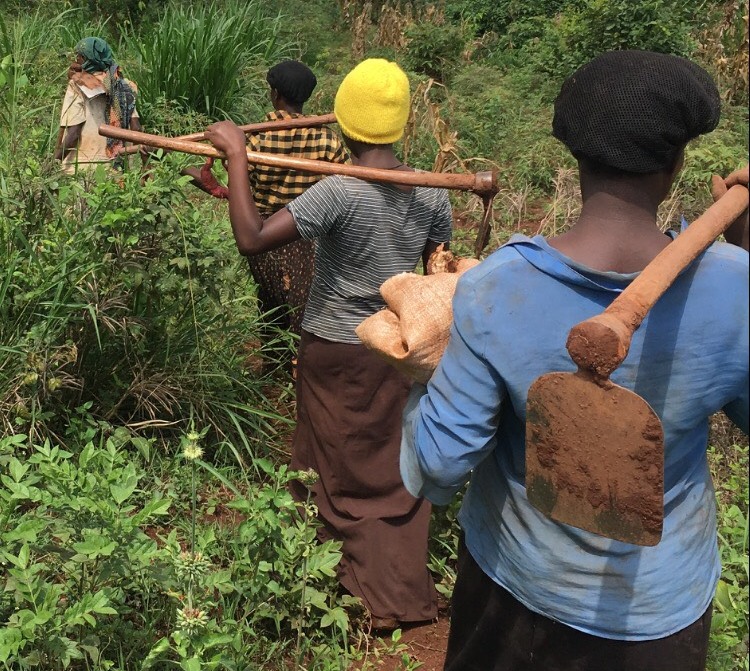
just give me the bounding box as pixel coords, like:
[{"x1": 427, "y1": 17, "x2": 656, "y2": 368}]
[
  {"x1": 67, "y1": 62, "x2": 82, "y2": 80},
  {"x1": 711, "y1": 165, "x2": 749, "y2": 200},
  {"x1": 203, "y1": 121, "x2": 246, "y2": 158},
  {"x1": 712, "y1": 165, "x2": 749, "y2": 251}
]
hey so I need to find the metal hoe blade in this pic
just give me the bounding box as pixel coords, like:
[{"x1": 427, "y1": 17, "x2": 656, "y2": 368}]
[{"x1": 526, "y1": 371, "x2": 664, "y2": 546}]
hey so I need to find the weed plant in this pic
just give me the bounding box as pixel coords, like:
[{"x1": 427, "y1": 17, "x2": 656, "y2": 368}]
[
  {"x1": 0, "y1": 423, "x2": 356, "y2": 670},
  {"x1": 708, "y1": 443, "x2": 749, "y2": 671},
  {"x1": 132, "y1": 0, "x2": 295, "y2": 123},
  {"x1": 0, "y1": 1, "x2": 748, "y2": 668}
]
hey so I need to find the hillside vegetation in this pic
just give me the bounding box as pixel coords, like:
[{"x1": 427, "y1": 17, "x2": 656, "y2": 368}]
[{"x1": 0, "y1": 1, "x2": 747, "y2": 669}]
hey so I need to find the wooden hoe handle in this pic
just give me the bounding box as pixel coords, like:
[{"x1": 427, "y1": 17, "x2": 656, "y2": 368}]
[
  {"x1": 118, "y1": 113, "x2": 337, "y2": 156},
  {"x1": 99, "y1": 125, "x2": 499, "y2": 197},
  {"x1": 567, "y1": 184, "x2": 749, "y2": 379}
]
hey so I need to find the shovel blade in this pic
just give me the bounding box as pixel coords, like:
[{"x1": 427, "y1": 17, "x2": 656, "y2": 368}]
[{"x1": 526, "y1": 372, "x2": 664, "y2": 546}]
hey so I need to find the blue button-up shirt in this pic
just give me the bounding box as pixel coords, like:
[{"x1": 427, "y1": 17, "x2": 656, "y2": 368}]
[{"x1": 402, "y1": 234, "x2": 748, "y2": 640}]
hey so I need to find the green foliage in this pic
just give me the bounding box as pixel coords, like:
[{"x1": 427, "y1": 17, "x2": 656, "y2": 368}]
[
  {"x1": 533, "y1": 0, "x2": 697, "y2": 79},
  {"x1": 404, "y1": 21, "x2": 466, "y2": 82},
  {"x1": 0, "y1": 425, "x2": 172, "y2": 669},
  {"x1": 428, "y1": 495, "x2": 462, "y2": 600},
  {"x1": 448, "y1": 65, "x2": 570, "y2": 190},
  {"x1": 0, "y1": 146, "x2": 287, "y2": 450},
  {"x1": 0, "y1": 3, "x2": 748, "y2": 669},
  {"x1": 0, "y1": 424, "x2": 355, "y2": 669},
  {"x1": 131, "y1": 0, "x2": 295, "y2": 122},
  {"x1": 446, "y1": 0, "x2": 572, "y2": 35},
  {"x1": 708, "y1": 443, "x2": 749, "y2": 671}
]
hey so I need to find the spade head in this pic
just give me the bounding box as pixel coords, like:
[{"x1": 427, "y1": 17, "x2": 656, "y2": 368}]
[{"x1": 526, "y1": 371, "x2": 664, "y2": 546}]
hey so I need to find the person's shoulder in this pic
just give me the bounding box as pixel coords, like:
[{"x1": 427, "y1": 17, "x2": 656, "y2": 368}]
[
  {"x1": 414, "y1": 183, "x2": 451, "y2": 205},
  {"x1": 699, "y1": 241, "x2": 749, "y2": 279},
  {"x1": 704, "y1": 240, "x2": 749, "y2": 263},
  {"x1": 124, "y1": 78, "x2": 139, "y2": 94},
  {"x1": 302, "y1": 174, "x2": 348, "y2": 199},
  {"x1": 455, "y1": 242, "x2": 534, "y2": 302}
]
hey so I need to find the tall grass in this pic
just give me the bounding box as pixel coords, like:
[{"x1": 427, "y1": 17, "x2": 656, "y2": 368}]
[{"x1": 132, "y1": 0, "x2": 295, "y2": 123}]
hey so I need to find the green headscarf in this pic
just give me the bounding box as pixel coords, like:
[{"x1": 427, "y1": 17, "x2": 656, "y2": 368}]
[{"x1": 75, "y1": 37, "x2": 115, "y2": 74}]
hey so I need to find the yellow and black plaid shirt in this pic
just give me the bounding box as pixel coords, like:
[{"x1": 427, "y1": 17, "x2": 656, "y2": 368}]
[{"x1": 248, "y1": 110, "x2": 348, "y2": 215}]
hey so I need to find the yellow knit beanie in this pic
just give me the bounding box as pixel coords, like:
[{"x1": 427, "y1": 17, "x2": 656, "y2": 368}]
[{"x1": 334, "y1": 59, "x2": 410, "y2": 145}]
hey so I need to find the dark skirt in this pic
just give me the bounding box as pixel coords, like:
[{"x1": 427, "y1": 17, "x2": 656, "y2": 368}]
[
  {"x1": 291, "y1": 330, "x2": 438, "y2": 623},
  {"x1": 445, "y1": 538, "x2": 712, "y2": 671},
  {"x1": 246, "y1": 238, "x2": 314, "y2": 339}
]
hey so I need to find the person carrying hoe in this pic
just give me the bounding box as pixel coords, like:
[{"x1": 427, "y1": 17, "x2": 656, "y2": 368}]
[
  {"x1": 205, "y1": 58, "x2": 452, "y2": 630},
  {"x1": 401, "y1": 50, "x2": 748, "y2": 671}
]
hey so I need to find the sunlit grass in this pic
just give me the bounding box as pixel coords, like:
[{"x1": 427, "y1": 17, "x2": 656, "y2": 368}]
[{"x1": 132, "y1": 0, "x2": 296, "y2": 123}]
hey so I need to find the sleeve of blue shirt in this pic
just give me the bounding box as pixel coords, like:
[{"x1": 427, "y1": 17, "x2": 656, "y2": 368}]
[
  {"x1": 401, "y1": 273, "x2": 507, "y2": 504},
  {"x1": 722, "y1": 318, "x2": 749, "y2": 434}
]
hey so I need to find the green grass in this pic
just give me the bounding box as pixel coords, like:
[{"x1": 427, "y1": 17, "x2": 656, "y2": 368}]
[
  {"x1": 0, "y1": 0, "x2": 748, "y2": 668},
  {"x1": 132, "y1": 0, "x2": 295, "y2": 123},
  {"x1": 708, "y1": 439, "x2": 750, "y2": 671}
]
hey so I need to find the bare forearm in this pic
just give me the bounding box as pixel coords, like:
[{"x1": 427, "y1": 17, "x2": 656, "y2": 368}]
[
  {"x1": 422, "y1": 239, "x2": 449, "y2": 273},
  {"x1": 54, "y1": 124, "x2": 82, "y2": 160},
  {"x1": 225, "y1": 149, "x2": 265, "y2": 254}
]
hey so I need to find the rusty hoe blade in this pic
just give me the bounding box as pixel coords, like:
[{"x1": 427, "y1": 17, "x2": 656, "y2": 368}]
[{"x1": 526, "y1": 184, "x2": 749, "y2": 546}]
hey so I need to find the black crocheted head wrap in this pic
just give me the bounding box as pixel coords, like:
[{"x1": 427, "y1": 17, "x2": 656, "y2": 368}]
[
  {"x1": 553, "y1": 50, "x2": 721, "y2": 174},
  {"x1": 266, "y1": 60, "x2": 317, "y2": 105}
]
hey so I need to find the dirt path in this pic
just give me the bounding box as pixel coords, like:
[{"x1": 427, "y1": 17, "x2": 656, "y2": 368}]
[{"x1": 354, "y1": 618, "x2": 449, "y2": 670}]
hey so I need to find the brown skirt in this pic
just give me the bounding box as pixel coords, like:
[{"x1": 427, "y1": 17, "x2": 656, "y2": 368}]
[{"x1": 290, "y1": 330, "x2": 438, "y2": 623}]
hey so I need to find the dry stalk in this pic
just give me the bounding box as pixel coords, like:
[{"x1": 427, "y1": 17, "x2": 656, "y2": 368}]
[
  {"x1": 657, "y1": 188, "x2": 686, "y2": 232},
  {"x1": 537, "y1": 167, "x2": 581, "y2": 238},
  {"x1": 505, "y1": 184, "x2": 532, "y2": 232},
  {"x1": 375, "y1": 1, "x2": 413, "y2": 50},
  {"x1": 402, "y1": 79, "x2": 466, "y2": 173},
  {"x1": 351, "y1": 1, "x2": 372, "y2": 60},
  {"x1": 696, "y1": 0, "x2": 749, "y2": 101},
  {"x1": 421, "y1": 4, "x2": 445, "y2": 26}
]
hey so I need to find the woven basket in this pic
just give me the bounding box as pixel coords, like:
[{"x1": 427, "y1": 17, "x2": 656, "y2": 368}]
[{"x1": 356, "y1": 250, "x2": 479, "y2": 383}]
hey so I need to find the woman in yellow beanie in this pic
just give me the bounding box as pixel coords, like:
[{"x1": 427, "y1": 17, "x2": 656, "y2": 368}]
[{"x1": 205, "y1": 59, "x2": 451, "y2": 630}]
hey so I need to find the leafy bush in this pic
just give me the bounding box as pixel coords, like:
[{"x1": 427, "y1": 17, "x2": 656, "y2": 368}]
[
  {"x1": 445, "y1": 0, "x2": 572, "y2": 36},
  {"x1": 0, "y1": 425, "x2": 354, "y2": 670},
  {"x1": 448, "y1": 65, "x2": 570, "y2": 190},
  {"x1": 132, "y1": 0, "x2": 295, "y2": 122},
  {"x1": 708, "y1": 443, "x2": 749, "y2": 671},
  {"x1": 0, "y1": 149, "x2": 287, "y2": 452},
  {"x1": 533, "y1": 0, "x2": 697, "y2": 79},
  {"x1": 0, "y1": 426, "x2": 172, "y2": 668},
  {"x1": 404, "y1": 21, "x2": 466, "y2": 82}
]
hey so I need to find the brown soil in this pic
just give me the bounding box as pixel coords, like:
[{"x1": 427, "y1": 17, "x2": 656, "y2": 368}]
[
  {"x1": 526, "y1": 372, "x2": 664, "y2": 546},
  {"x1": 352, "y1": 617, "x2": 449, "y2": 670}
]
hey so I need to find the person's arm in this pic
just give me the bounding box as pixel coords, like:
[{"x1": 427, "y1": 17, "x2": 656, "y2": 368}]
[
  {"x1": 204, "y1": 120, "x2": 300, "y2": 255},
  {"x1": 422, "y1": 191, "x2": 453, "y2": 272},
  {"x1": 422, "y1": 239, "x2": 446, "y2": 272},
  {"x1": 54, "y1": 123, "x2": 83, "y2": 160},
  {"x1": 401, "y1": 275, "x2": 506, "y2": 504},
  {"x1": 55, "y1": 81, "x2": 86, "y2": 162},
  {"x1": 712, "y1": 165, "x2": 749, "y2": 251},
  {"x1": 181, "y1": 166, "x2": 219, "y2": 196}
]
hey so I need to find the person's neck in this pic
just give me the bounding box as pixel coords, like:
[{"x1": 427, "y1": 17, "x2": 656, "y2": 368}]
[
  {"x1": 275, "y1": 102, "x2": 303, "y2": 115},
  {"x1": 548, "y1": 189, "x2": 671, "y2": 273},
  {"x1": 349, "y1": 146, "x2": 403, "y2": 170}
]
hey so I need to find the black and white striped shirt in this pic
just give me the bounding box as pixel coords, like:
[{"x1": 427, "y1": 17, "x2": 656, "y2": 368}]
[{"x1": 288, "y1": 175, "x2": 453, "y2": 344}]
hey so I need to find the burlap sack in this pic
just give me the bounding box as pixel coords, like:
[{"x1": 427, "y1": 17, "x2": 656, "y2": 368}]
[{"x1": 356, "y1": 252, "x2": 479, "y2": 384}]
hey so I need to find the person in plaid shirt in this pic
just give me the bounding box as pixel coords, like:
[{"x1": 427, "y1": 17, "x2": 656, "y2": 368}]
[{"x1": 188, "y1": 60, "x2": 347, "y2": 372}]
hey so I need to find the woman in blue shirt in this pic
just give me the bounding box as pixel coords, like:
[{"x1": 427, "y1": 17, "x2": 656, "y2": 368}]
[{"x1": 402, "y1": 50, "x2": 748, "y2": 670}]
